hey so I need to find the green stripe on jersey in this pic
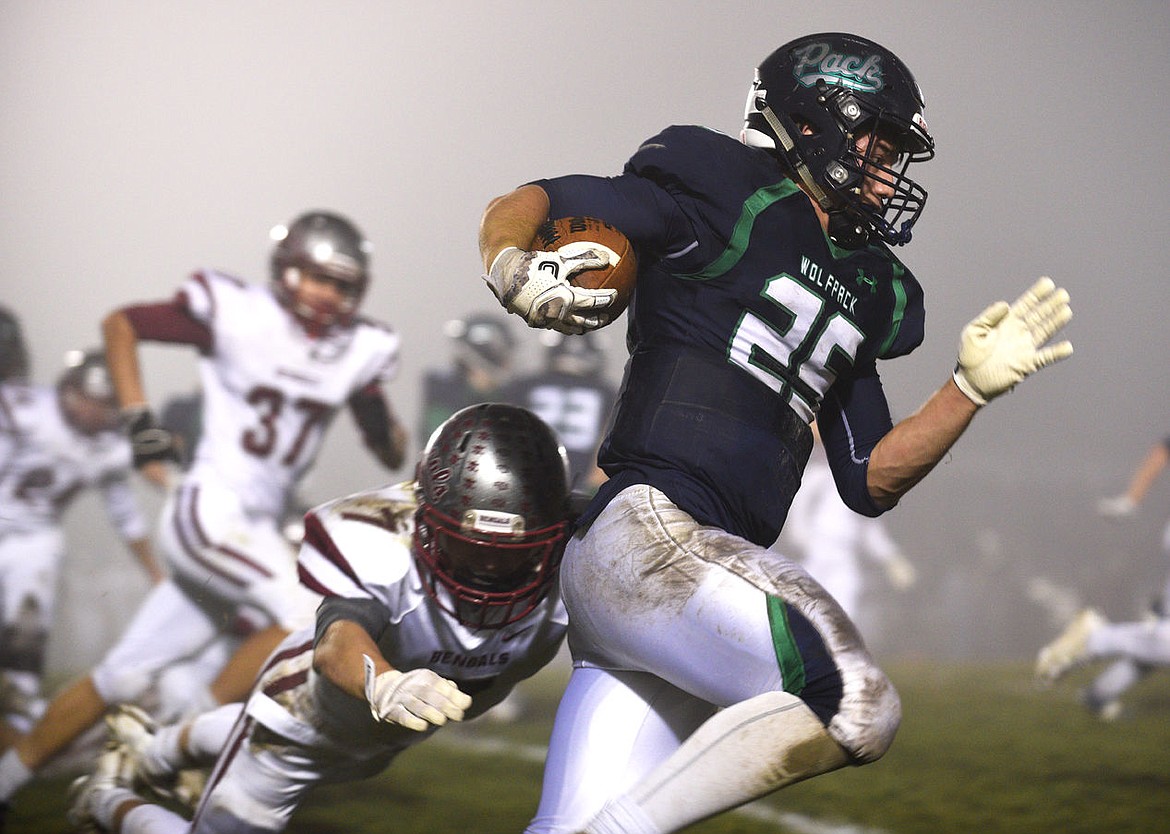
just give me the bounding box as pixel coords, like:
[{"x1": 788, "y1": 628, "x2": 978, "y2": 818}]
[
  {"x1": 878, "y1": 261, "x2": 908, "y2": 357},
  {"x1": 679, "y1": 180, "x2": 803, "y2": 281}
]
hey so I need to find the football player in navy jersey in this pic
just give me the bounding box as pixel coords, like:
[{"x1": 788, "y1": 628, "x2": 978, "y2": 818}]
[{"x1": 480, "y1": 32, "x2": 1074, "y2": 833}]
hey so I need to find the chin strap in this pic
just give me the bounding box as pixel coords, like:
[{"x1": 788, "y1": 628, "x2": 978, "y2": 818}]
[
  {"x1": 757, "y1": 103, "x2": 833, "y2": 210},
  {"x1": 757, "y1": 101, "x2": 875, "y2": 250},
  {"x1": 758, "y1": 101, "x2": 870, "y2": 248}
]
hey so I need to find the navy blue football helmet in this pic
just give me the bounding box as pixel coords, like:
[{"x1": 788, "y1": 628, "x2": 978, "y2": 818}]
[{"x1": 743, "y1": 33, "x2": 934, "y2": 248}]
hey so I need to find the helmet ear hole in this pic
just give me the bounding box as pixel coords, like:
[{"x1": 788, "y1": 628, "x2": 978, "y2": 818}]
[{"x1": 790, "y1": 115, "x2": 817, "y2": 136}]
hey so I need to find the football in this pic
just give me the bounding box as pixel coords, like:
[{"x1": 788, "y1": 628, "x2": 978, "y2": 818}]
[{"x1": 530, "y1": 216, "x2": 637, "y2": 319}]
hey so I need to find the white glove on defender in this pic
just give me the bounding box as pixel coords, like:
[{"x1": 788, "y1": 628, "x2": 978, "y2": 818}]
[
  {"x1": 484, "y1": 245, "x2": 617, "y2": 334},
  {"x1": 363, "y1": 655, "x2": 471, "y2": 732},
  {"x1": 952, "y1": 277, "x2": 1073, "y2": 406}
]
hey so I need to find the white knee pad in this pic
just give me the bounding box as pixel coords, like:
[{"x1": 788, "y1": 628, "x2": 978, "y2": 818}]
[{"x1": 827, "y1": 663, "x2": 901, "y2": 764}]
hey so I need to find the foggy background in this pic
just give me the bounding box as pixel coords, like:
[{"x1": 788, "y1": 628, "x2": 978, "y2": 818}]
[{"x1": 3, "y1": 0, "x2": 1169, "y2": 677}]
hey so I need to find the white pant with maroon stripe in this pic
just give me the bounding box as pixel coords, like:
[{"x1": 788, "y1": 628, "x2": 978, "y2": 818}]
[
  {"x1": 90, "y1": 475, "x2": 316, "y2": 708},
  {"x1": 160, "y1": 477, "x2": 318, "y2": 633},
  {"x1": 91, "y1": 579, "x2": 232, "y2": 706},
  {"x1": 127, "y1": 635, "x2": 417, "y2": 833}
]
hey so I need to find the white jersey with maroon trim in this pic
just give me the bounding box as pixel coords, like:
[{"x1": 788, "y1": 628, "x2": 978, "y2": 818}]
[
  {"x1": 181, "y1": 270, "x2": 400, "y2": 518},
  {"x1": 0, "y1": 381, "x2": 145, "y2": 540},
  {"x1": 258, "y1": 481, "x2": 568, "y2": 757}
]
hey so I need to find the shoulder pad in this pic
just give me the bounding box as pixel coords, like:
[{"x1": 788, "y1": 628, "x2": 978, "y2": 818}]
[
  {"x1": 299, "y1": 482, "x2": 416, "y2": 598},
  {"x1": 180, "y1": 269, "x2": 253, "y2": 322},
  {"x1": 312, "y1": 481, "x2": 416, "y2": 536},
  {"x1": 626, "y1": 125, "x2": 748, "y2": 187}
]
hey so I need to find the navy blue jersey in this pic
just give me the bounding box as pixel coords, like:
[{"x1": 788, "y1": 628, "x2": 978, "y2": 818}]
[{"x1": 537, "y1": 125, "x2": 925, "y2": 546}]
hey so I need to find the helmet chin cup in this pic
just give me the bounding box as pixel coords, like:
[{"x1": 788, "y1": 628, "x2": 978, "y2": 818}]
[{"x1": 827, "y1": 210, "x2": 870, "y2": 249}]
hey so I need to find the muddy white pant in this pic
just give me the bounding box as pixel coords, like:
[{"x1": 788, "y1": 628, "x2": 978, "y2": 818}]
[{"x1": 526, "y1": 485, "x2": 901, "y2": 834}]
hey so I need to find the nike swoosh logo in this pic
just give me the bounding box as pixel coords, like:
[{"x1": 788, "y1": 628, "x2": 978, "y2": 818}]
[{"x1": 501, "y1": 625, "x2": 534, "y2": 643}]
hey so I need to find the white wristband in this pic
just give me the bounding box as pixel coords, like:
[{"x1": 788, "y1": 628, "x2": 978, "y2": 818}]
[{"x1": 951, "y1": 368, "x2": 987, "y2": 407}]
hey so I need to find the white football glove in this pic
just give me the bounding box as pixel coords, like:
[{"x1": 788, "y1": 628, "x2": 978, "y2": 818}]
[
  {"x1": 483, "y1": 245, "x2": 617, "y2": 335},
  {"x1": 1097, "y1": 494, "x2": 1137, "y2": 520},
  {"x1": 952, "y1": 277, "x2": 1073, "y2": 406},
  {"x1": 362, "y1": 655, "x2": 471, "y2": 732}
]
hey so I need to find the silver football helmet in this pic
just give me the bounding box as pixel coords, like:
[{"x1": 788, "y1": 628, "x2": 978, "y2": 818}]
[
  {"x1": 414, "y1": 403, "x2": 570, "y2": 629},
  {"x1": 270, "y1": 211, "x2": 372, "y2": 330},
  {"x1": 57, "y1": 349, "x2": 119, "y2": 435}
]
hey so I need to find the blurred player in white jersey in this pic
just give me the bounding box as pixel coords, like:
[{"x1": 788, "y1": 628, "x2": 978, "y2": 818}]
[
  {"x1": 0, "y1": 211, "x2": 408, "y2": 815},
  {"x1": 1035, "y1": 436, "x2": 1170, "y2": 718},
  {"x1": 779, "y1": 423, "x2": 916, "y2": 624},
  {"x1": 68, "y1": 404, "x2": 572, "y2": 833},
  {"x1": 0, "y1": 339, "x2": 161, "y2": 750}
]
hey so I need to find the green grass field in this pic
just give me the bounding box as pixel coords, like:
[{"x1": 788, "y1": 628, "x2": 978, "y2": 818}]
[{"x1": 9, "y1": 659, "x2": 1170, "y2": 833}]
